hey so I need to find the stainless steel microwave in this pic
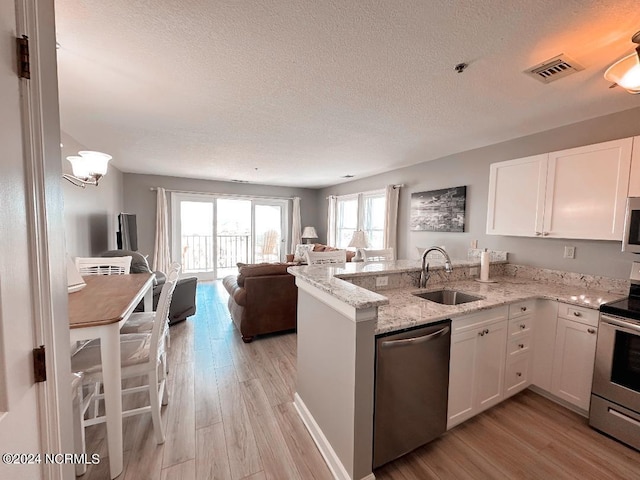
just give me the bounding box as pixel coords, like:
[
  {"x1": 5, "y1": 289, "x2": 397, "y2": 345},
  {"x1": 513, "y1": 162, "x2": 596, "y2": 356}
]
[{"x1": 622, "y1": 197, "x2": 640, "y2": 253}]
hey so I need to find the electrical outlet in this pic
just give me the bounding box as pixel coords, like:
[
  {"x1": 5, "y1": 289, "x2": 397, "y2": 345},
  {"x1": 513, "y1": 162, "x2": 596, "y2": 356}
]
[
  {"x1": 470, "y1": 267, "x2": 479, "y2": 276},
  {"x1": 376, "y1": 276, "x2": 388, "y2": 287},
  {"x1": 563, "y1": 246, "x2": 575, "y2": 259},
  {"x1": 471, "y1": 239, "x2": 478, "y2": 248}
]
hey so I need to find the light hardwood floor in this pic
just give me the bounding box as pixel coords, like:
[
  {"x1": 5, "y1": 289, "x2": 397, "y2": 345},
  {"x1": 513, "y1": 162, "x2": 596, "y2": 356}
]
[{"x1": 80, "y1": 281, "x2": 640, "y2": 479}]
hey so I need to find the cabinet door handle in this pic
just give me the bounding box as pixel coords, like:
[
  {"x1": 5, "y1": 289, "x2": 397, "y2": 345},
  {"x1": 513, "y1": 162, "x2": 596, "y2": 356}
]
[
  {"x1": 519, "y1": 343, "x2": 525, "y2": 349},
  {"x1": 520, "y1": 306, "x2": 527, "y2": 312},
  {"x1": 587, "y1": 328, "x2": 596, "y2": 334},
  {"x1": 516, "y1": 372, "x2": 522, "y2": 377},
  {"x1": 535, "y1": 231, "x2": 542, "y2": 236},
  {"x1": 542, "y1": 232, "x2": 549, "y2": 236},
  {"x1": 478, "y1": 331, "x2": 485, "y2": 337},
  {"x1": 520, "y1": 324, "x2": 526, "y2": 329},
  {"x1": 573, "y1": 311, "x2": 582, "y2": 317}
]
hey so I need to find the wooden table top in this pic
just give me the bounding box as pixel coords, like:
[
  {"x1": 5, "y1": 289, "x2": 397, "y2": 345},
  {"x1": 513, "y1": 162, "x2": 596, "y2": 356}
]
[{"x1": 68, "y1": 273, "x2": 154, "y2": 329}]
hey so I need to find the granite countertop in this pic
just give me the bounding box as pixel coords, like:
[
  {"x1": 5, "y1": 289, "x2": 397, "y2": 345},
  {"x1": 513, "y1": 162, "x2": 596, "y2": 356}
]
[
  {"x1": 376, "y1": 277, "x2": 625, "y2": 334},
  {"x1": 288, "y1": 260, "x2": 627, "y2": 335},
  {"x1": 288, "y1": 259, "x2": 503, "y2": 309}
]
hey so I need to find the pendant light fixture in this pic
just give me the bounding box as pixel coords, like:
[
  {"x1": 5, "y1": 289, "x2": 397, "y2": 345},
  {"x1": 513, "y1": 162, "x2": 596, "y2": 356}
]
[{"x1": 604, "y1": 31, "x2": 640, "y2": 94}]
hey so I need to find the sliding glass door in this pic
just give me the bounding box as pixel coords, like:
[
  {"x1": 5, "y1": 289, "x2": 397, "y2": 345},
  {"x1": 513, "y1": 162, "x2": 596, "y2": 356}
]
[{"x1": 172, "y1": 193, "x2": 288, "y2": 280}]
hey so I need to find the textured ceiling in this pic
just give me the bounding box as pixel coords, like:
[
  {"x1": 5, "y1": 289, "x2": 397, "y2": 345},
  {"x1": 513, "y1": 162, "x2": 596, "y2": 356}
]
[{"x1": 54, "y1": 0, "x2": 640, "y2": 188}]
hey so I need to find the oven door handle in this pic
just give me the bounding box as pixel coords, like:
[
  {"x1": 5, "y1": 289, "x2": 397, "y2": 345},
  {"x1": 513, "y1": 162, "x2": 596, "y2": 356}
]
[{"x1": 601, "y1": 314, "x2": 640, "y2": 334}]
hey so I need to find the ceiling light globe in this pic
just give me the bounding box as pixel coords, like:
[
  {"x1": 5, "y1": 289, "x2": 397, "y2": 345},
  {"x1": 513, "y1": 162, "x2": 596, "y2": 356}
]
[{"x1": 604, "y1": 52, "x2": 640, "y2": 94}]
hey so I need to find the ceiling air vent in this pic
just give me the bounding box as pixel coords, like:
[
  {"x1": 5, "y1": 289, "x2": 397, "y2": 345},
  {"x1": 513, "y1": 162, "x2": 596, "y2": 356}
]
[{"x1": 524, "y1": 54, "x2": 584, "y2": 84}]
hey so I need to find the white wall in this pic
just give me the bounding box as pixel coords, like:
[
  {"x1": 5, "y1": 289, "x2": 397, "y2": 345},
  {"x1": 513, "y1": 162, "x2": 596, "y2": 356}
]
[
  {"x1": 61, "y1": 131, "x2": 124, "y2": 256},
  {"x1": 122, "y1": 173, "x2": 322, "y2": 259},
  {"x1": 319, "y1": 106, "x2": 640, "y2": 279}
]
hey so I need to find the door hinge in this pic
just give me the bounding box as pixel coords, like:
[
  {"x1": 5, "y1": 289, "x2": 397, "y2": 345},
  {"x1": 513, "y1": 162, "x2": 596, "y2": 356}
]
[
  {"x1": 33, "y1": 345, "x2": 46, "y2": 382},
  {"x1": 16, "y1": 35, "x2": 30, "y2": 79}
]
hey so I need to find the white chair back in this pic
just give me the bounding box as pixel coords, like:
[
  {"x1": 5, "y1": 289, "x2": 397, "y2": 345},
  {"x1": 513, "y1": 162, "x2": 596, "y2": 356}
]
[
  {"x1": 362, "y1": 248, "x2": 394, "y2": 262},
  {"x1": 305, "y1": 250, "x2": 347, "y2": 265},
  {"x1": 75, "y1": 256, "x2": 132, "y2": 276},
  {"x1": 150, "y1": 278, "x2": 177, "y2": 362}
]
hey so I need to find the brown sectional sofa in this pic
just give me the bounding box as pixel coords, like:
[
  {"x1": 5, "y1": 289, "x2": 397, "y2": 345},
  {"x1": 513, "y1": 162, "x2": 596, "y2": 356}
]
[{"x1": 222, "y1": 262, "x2": 297, "y2": 343}]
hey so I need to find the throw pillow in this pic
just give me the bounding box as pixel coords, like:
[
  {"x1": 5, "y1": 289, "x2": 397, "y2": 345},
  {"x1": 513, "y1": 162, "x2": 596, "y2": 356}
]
[{"x1": 293, "y1": 243, "x2": 314, "y2": 262}]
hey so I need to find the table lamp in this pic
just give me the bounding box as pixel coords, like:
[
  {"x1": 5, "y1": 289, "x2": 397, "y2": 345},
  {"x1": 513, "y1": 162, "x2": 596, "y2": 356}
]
[
  {"x1": 348, "y1": 230, "x2": 369, "y2": 262},
  {"x1": 302, "y1": 226, "x2": 318, "y2": 244}
]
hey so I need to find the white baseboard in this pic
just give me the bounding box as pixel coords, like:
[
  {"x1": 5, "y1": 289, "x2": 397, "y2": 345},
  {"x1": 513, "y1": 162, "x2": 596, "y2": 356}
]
[{"x1": 293, "y1": 393, "x2": 376, "y2": 480}]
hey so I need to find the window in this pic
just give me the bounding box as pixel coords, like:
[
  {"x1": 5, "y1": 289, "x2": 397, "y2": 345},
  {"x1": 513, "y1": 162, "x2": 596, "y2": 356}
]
[{"x1": 333, "y1": 190, "x2": 386, "y2": 249}]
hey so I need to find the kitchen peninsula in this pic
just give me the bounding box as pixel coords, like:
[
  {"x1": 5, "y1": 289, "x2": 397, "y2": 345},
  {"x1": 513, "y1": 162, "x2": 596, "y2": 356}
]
[{"x1": 288, "y1": 259, "x2": 627, "y2": 480}]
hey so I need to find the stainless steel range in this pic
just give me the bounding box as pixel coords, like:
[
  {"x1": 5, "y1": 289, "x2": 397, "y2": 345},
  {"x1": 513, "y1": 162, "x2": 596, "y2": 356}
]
[{"x1": 590, "y1": 262, "x2": 640, "y2": 450}]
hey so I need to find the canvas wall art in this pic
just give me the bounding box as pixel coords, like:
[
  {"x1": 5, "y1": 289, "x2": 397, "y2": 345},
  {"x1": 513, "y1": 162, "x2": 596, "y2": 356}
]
[{"x1": 410, "y1": 186, "x2": 467, "y2": 232}]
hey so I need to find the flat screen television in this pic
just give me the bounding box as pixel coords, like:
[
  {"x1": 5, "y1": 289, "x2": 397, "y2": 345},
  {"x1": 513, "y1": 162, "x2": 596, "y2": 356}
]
[{"x1": 117, "y1": 212, "x2": 138, "y2": 251}]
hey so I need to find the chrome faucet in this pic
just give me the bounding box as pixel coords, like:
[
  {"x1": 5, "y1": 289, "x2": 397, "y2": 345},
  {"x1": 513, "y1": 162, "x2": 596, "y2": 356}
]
[{"x1": 420, "y1": 247, "x2": 453, "y2": 288}]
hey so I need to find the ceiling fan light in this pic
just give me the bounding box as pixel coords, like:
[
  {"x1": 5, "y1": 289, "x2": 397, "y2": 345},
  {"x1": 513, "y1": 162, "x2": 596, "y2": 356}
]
[{"x1": 605, "y1": 52, "x2": 640, "y2": 94}]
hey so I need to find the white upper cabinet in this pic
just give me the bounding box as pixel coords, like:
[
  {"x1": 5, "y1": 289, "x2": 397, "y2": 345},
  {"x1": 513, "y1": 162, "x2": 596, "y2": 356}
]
[
  {"x1": 487, "y1": 137, "x2": 634, "y2": 240},
  {"x1": 543, "y1": 138, "x2": 632, "y2": 240},
  {"x1": 630, "y1": 136, "x2": 640, "y2": 198},
  {"x1": 486, "y1": 154, "x2": 548, "y2": 236}
]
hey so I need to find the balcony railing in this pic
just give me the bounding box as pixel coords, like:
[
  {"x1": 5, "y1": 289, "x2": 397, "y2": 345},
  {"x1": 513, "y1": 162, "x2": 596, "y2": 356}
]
[{"x1": 181, "y1": 234, "x2": 250, "y2": 273}]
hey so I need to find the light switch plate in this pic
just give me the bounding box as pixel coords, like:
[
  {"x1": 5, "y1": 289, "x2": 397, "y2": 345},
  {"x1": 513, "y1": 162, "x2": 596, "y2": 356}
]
[
  {"x1": 563, "y1": 246, "x2": 575, "y2": 259},
  {"x1": 376, "y1": 276, "x2": 388, "y2": 287}
]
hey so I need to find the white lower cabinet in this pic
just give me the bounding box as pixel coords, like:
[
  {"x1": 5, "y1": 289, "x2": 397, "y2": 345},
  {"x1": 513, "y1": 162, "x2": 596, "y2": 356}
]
[
  {"x1": 447, "y1": 299, "x2": 600, "y2": 429},
  {"x1": 447, "y1": 307, "x2": 508, "y2": 429},
  {"x1": 503, "y1": 300, "x2": 535, "y2": 398},
  {"x1": 549, "y1": 311, "x2": 598, "y2": 411}
]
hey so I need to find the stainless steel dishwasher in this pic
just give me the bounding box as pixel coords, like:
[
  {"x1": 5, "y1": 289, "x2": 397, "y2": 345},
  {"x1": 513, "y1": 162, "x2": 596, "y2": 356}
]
[{"x1": 373, "y1": 319, "x2": 451, "y2": 469}]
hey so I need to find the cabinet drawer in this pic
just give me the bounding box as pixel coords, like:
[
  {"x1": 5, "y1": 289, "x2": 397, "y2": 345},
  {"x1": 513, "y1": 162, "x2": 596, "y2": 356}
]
[
  {"x1": 452, "y1": 306, "x2": 508, "y2": 335},
  {"x1": 505, "y1": 355, "x2": 530, "y2": 397},
  {"x1": 508, "y1": 300, "x2": 535, "y2": 319},
  {"x1": 508, "y1": 315, "x2": 533, "y2": 337},
  {"x1": 557, "y1": 303, "x2": 598, "y2": 327},
  {"x1": 507, "y1": 336, "x2": 532, "y2": 357}
]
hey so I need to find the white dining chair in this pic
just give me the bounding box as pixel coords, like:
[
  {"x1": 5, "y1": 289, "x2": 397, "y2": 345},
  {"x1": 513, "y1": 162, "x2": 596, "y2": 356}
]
[
  {"x1": 362, "y1": 248, "x2": 394, "y2": 262},
  {"x1": 305, "y1": 250, "x2": 347, "y2": 265},
  {"x1": 120, "y1": 263, "x2": 181, "y2": 336},
  {"x1": 71, "y1": 277, "x2": 177, "y2": 444},
  {"x1": 75, "y1": 256, "x2": 133, "y2": 275}
]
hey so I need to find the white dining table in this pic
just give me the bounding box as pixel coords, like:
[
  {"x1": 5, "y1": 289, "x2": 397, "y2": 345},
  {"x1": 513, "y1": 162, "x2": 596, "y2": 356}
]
[{"x1": 68, "y1": 273, "x2": 154, "y2": 479}]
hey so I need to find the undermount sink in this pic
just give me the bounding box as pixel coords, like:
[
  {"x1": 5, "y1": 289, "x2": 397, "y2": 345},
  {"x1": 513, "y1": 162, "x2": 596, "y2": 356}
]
[{"x1": 413, "y1": 289, "x2": 484, "y2": 305}]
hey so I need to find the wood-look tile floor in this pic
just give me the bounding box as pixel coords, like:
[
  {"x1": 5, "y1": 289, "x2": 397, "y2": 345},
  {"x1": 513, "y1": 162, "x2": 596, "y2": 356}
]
[{"x1": 80, "y1": 281, "x2": 640, "y2": 479}]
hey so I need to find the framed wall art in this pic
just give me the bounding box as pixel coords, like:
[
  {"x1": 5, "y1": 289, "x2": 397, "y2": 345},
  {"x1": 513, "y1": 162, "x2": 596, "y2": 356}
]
[{"x1": 410, "y1": 186, "x2": 467, "y2": 232}]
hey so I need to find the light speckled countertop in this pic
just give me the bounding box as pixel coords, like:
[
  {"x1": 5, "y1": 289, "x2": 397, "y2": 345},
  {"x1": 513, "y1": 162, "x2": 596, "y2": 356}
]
[
  {"x1": 376, "y1": 277, "x2": 625, "y2": 334},
  {"x1": 288, "y1": 260, "x2": 626, "y2": 335}
]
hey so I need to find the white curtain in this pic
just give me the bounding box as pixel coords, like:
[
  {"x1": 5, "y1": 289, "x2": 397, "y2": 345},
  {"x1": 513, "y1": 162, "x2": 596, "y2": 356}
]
[
  {"x1": 327, "y1": 195, "x2": 337, "y2": 247},
  {"x1": 383, "y1": 185, "x2": 400, "y2": 256},
  {"x1": 152, "y1": 187, "x2": 171, "y2": 274},
  {"x1": 291, "y1": 197, "x2": 302, "y2": 252}
]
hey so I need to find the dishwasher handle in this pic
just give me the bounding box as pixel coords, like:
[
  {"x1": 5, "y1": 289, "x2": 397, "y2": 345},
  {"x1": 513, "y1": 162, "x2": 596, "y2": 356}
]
[{"x1": 380, "y1": 326, "x2": 450, "y2": 349}]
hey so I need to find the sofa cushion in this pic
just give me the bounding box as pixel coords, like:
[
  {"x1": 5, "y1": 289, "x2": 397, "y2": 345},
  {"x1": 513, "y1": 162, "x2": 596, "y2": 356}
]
[
  {"x1": 101, "y1": 249, "x2": 152, "y2": 274},
  {"x1": 293, "y1": 244, "x2": 314, "y2": 262},
  {"x1": 237, "y1": 262, "x2": 292, "y2": 287}
]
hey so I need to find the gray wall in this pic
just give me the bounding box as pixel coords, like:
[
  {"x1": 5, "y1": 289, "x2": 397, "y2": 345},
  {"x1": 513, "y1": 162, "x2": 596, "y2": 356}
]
[
  {"x1": 61, "y1": 132, "x2": 124, "y2": 256},
  {"x1": 122, "y1": 173, "x2": 321, "y2": 259},
  {"x1": 319, "y1": 106, "x2": 640, "y2": 280}
]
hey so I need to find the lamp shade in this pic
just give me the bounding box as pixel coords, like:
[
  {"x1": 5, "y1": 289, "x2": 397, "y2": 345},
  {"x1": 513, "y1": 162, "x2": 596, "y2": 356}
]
[
  {"x1": 604, "y1": 51, "x2": 640, "y2": 94},
  {"x1": 348, "y1": 230, "x2": 369, "y2": 248},
  {"x1": 67, "y1": 151, "x2": 112, "y2": 179},
  {"x1": 301, "y1": 226, "x2": 318, "y2": 239}
]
